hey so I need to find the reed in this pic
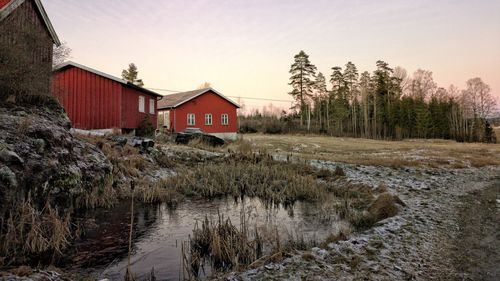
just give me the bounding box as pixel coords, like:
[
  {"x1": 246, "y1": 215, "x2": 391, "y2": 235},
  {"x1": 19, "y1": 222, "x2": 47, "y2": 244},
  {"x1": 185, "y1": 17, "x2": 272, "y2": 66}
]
[
  {"x1": 0, "y1": 199, "x2": 72, "y2": 264},
  {"x1": 167, "y1": 155, "x2": 330, "y2": 204}
]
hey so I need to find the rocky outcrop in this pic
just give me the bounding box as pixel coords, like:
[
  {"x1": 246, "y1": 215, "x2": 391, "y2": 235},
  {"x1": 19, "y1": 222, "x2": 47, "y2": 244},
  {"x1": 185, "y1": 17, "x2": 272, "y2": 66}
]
[{"x1": 0, "y1": 100, "x2": 112, "y2": 211}]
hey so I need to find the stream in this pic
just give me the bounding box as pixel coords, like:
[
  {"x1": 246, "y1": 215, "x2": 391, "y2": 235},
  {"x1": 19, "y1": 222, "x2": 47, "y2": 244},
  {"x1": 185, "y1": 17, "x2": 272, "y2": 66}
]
[{"x1": 68, "y1": 197, "x2": 342, "y2": 280}]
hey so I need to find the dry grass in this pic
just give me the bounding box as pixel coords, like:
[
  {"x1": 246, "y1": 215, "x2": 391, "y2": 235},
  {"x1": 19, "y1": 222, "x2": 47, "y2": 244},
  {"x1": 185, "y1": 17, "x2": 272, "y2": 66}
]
[
  {"x1": 74, "y1": 176, "x2": 116, "y2": 209},
  {"x1": 233, "y1": 134, "x2": 500, "y2": 168},
  {"x1": 1, "y1": 200, "x2": 72, "y2": 264},
  {"x1": 166, "y1": 154, "x2": 330, "y2": 204},
  {"x1": 135, "y1": 179, "x2": 183, "y2": 207},
  {"x1": 185, "y1": 211, "x2": 312, "y2": 277}
]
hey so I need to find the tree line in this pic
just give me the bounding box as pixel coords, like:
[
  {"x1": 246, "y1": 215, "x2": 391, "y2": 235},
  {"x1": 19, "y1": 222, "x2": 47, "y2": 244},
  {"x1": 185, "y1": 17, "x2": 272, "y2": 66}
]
[{"x1": 287, "y1": 50, "x2": 497, "y2": 143}]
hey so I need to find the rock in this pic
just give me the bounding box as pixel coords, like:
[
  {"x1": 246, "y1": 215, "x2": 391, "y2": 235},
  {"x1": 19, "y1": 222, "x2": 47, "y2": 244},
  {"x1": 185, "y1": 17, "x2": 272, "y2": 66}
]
[
  {"x1": 112, "y1": 136, "x2": 127, "y2": 147},
  {"x1": 0, "y1": 149, "x2": 24, "y2": 165},
  {"x1": 0, "y1": 166, "x2": 17, "y2": 187},
  {"x1": 0, "y1": 104, "x2": 112, "y2": 210},
  {"x1": 33, "y1": 139, "x2": 46, "y2": 153}
]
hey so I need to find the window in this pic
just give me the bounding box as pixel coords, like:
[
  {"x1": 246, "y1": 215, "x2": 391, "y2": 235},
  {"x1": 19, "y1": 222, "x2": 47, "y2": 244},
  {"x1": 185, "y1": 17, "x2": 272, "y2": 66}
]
[
  {"x1": 149, "y1": 98, "x2": 155, "y2": 114},
  {"x1": 187, "y1": 113, "x2": 195, "y2": 126},
  {"x1": 205, "y1": 114, "x2": 212, "y2": 125},
  {"x1": 138, "y1": 96, "x2": 145, "y2": 113},
  {"x1": 221, "y1": 114, "x2": 229, "y2": 125}
]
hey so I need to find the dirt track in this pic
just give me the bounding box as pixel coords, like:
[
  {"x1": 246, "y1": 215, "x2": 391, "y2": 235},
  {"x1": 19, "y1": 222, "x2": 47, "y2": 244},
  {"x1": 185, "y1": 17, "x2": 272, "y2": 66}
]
[{"x1": 223, "y1": 161, "x2": 500, "y2": 280}]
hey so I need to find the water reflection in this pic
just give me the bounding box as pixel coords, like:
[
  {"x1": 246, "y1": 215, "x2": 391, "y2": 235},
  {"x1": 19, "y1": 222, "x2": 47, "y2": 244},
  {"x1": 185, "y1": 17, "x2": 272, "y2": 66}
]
[{"x1": 70, "y1": 197, "x2": 341, "y2": 280}]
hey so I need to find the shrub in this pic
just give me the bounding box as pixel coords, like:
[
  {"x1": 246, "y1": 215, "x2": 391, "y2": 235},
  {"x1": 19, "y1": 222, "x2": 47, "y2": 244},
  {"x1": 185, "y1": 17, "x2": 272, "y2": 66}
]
[
  {"x1": 367, "y1": 193, "x2": 404, "y2": 221},
  {"x1": 263, "y1": 122, "x2": 283, "y2": 134},
  {"x1": 136, "y1": 114, "x2": 155, "y2": 137}
]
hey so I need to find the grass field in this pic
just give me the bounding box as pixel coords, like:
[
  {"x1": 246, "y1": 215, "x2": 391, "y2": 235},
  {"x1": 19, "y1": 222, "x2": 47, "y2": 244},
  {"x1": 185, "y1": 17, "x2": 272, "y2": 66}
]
[{"x1": 231, "y1": 134, "x2": 500, "y2": 168}]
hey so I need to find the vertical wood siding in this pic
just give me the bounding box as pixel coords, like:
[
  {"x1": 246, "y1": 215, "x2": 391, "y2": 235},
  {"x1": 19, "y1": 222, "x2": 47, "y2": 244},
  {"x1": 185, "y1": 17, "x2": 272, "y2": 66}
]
[
  {"x1": 163, "y1": 91, "x2": 238, "y2": 133},
  {"x1": 0, "y1": 0, "x2": 53, "y2": 93},
  {"x1": 121, "y1": 87, "x2": 158, "y2": 129},
  {"x1": 52, "y1": 67, "x2": 122, "y2": 129}
]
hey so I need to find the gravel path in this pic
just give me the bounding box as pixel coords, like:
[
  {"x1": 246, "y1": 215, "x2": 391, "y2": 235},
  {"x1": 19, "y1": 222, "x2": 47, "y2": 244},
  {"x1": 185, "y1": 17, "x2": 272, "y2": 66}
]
[{"x1": 223, "y1": 163, "x2": 500, "y2": 281}]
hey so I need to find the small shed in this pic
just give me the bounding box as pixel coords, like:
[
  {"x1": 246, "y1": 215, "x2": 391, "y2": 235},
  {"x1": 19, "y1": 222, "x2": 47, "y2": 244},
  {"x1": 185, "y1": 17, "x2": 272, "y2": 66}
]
[
  {"x1": 157, "y1": 87, "x2": 240, "y2": 140},
  {"x1": 52, "y1": 61, "x2": 162, "y2": 133}
]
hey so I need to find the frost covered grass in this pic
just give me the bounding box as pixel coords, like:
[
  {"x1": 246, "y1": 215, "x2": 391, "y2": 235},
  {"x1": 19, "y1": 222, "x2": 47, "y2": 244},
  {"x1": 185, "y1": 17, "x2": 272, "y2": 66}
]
[{"x1": 235, "y1": 134, "x2": 500, "y2": 168}]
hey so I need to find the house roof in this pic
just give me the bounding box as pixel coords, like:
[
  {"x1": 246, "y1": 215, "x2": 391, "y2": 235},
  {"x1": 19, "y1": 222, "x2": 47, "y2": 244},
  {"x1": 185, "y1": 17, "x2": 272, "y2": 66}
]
[
  {"x1": 53, "y1": 61, "x2": 163, "y2": 98},
  {"x1": 157, "y1": 88, "x2": 240, "y2": 109},
  {"x1": 0, "y1": 0, "x2": 60, "y2": 46}
]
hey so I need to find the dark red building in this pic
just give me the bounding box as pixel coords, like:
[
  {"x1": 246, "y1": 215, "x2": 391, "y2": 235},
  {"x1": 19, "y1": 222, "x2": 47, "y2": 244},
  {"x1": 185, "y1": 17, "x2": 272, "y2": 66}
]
[
  {"x1": 157, "y1": 88, "x2": 240, "y2": 140},
  {"x1": 52, "y1": 61, "x2": 162, "y2": 132},
  {"x1": 0, "y1": 0, "x2": 60, "y2": 95}
]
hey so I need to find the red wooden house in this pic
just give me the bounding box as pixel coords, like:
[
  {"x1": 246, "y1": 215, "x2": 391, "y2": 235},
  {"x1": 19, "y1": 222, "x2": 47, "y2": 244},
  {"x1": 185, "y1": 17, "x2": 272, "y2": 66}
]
[
  {"x1": 0, "y1": 0, "x2": 60, "y2": 95},
  {"x1": 52, "y1": 61, "x2": 162, "y2": 133},
  {"x1": 157, "y1": 88, "x2": 240, "y2": 140}
]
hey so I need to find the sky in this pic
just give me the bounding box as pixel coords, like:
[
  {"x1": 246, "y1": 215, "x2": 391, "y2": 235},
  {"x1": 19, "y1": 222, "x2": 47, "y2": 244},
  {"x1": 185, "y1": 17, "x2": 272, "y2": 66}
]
[{"x1": 43, "y1": 0, "x2": 500, "y2": 113}]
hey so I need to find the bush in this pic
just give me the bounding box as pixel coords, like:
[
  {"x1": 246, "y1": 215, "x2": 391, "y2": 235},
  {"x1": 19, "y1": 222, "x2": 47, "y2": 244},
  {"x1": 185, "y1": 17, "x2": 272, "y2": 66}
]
[
  {"x1": 136, "y1": 114, "x2": 155, "y2": 137},
  {"x1": 263, "y1": 122, "x2": 283, "y2": 134},
  {"x1": 239, "y1": 123, "x2": 258, "y2": 133}
]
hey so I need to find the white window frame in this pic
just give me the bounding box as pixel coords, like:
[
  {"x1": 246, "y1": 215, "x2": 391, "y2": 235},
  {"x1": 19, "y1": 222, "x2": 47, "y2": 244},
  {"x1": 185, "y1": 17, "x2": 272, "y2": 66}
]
[
  {"x1": 205, "y1": 114, "x2": 212, "y2": 125},
  {"x1": 187, "y1": 113, "x2": 195, "y2": 126},
  {"x1": 149, "y1": 98, "x2": 155, "y2": 114},
  {"x1": 221, "y1": 114, "x2": 229, "y2": 125},
  {"x1": 138, "y1": 96, "x2": 145, "y2": 113}
]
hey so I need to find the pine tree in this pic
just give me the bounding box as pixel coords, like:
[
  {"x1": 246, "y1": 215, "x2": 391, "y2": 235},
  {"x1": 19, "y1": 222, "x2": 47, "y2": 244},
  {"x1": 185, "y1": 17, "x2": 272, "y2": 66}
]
[
  {"x1": 288, "y1": 51, "x2": 317, "y2": 125},
  {"x1": 122, "y1": 63, "x2": 144, "y2": 86},
  {"x1": 330, "y1": 66, "x2": 348, "y2": 134},
  {"x1": 314, "y1": 72, "x2": 328, "y2": 130},
  {"x1": 359, "y1": 71, "x2": 372, "y2": 138},
  {"x1": 372, "y1": 60, "x2": 393, "y2": 138},
  {"x1": 343, "y1": 62, "x2": 359, "y2": 135}
]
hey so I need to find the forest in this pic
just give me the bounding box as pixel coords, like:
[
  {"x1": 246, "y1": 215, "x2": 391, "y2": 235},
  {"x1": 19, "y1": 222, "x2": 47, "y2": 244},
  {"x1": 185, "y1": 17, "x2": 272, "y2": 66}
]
[{"x1": 241, "y1": 51, "x2": 498, "y2": 143}]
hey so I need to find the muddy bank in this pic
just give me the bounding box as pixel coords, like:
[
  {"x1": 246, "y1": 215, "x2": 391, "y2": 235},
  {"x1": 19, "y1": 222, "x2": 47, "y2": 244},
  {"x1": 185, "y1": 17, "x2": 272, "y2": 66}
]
[
  {"x1": 440, "y1": 182, "x2": 499, "y2": 280},
  {"x1": 223, "y1": 163, "x2": 500, "y2": 280}
]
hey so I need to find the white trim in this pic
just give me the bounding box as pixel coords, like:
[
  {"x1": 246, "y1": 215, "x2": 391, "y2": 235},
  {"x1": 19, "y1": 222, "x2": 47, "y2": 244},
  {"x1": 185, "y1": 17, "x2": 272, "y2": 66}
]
[
  {"x1": 187, "y1": 113, "x2": 195, "y2": 126},
  {"x1": 149, "y1": 98, "x2": 155, "y2": 114},
  {"x1": 52, "y1": 61, "x2": 163, "y2": 97},
  {"x1": 53, "y1": 61, "x2": 126, "y2": 84},
  {"x1": 139, "y1": 96, "x2": 145, "y2": 113},
  {"x1": 221, "y1": 113, "x2": 229, "y2": 126},
  {"x1": 205, "y1": 113, "x2": 212, "y2": 125},
  {"x1": 0, "y1": 0, "x2": 61, "y2": 46},
  {"x1": 168, "y1": 87, "x2": 240, "y2": 109}
]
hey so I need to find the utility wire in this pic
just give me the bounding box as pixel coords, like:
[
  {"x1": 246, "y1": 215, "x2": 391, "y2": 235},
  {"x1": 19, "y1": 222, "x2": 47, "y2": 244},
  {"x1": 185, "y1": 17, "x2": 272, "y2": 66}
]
[{"x1": 146, "y1": 87, "x2": 293, "y2": 103}]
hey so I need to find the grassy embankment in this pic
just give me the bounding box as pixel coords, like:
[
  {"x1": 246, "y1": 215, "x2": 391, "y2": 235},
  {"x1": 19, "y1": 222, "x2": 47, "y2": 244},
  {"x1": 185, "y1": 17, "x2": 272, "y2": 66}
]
[{"x1": 228, "y1": 134, "x2": 500, "y2": 168}]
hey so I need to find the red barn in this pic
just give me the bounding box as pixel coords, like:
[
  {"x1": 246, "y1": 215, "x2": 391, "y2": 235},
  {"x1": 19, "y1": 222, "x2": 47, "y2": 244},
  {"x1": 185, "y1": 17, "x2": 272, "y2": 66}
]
[
  {"x1": 52, "y1": 61, "x2": 162, "y2": 133},
  {"x1": 1, "y1": 0, "x2": 60, "y2": 95},
  {"x1": 157, "y1": 88, "x2": 240, "y2": 140}
]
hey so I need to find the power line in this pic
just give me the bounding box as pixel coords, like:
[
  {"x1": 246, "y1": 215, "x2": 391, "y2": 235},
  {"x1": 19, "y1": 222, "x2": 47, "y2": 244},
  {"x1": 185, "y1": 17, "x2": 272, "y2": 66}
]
[{"x1": 146, "y1": 87, "x2": 293, "y2": 103}]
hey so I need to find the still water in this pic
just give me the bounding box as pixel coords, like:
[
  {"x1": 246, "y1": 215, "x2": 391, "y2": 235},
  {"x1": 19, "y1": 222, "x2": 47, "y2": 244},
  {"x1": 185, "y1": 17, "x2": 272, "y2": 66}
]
[{"x1": 69, "y1": 197, "x2": 340, "y2": 280}]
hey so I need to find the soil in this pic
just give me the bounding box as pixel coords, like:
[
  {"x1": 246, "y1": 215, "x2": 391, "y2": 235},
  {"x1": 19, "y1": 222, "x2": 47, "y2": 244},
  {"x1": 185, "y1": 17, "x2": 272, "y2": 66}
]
[{"x1": 223, "y1": 162, "x2": 500, "y2": 281}]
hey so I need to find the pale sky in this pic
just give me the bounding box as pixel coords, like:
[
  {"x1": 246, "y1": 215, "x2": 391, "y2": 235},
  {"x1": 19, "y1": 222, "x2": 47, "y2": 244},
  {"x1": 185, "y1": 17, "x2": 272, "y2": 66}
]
[{"x1": 44, "y1": 0, "x2": 500, "y2": 113}]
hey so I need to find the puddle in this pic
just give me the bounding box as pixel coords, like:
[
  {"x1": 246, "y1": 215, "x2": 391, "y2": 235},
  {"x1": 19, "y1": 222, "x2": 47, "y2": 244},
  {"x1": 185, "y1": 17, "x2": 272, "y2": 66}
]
[{"x1": 67, "y1": 197, "x2": 342, "y2": 280}]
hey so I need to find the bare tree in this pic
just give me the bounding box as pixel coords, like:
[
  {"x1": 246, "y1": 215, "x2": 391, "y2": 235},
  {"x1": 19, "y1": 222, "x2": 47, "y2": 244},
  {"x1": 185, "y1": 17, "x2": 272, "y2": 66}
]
[
  {"x1": 197, "y1": 82, "x2": 212, "y2": 89},
  {"x1": 465, "y1": 77, "x2": 496, "y2": 119},
  {"x1": 409, "y1": 69, "x2": 437, "y2": 100},
  {"x1": 52, "y1": 41, "x2": 72, "y2": 66}
]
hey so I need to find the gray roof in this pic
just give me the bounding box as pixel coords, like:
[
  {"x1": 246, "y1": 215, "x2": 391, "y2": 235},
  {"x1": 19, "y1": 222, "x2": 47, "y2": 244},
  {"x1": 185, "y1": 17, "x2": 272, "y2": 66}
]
[
  {"x1": 52, "y1": 61, "x2": 163, "y2": 97},
  {"x1": 157, "y1": 87, "x2": 240, "y2": 109},
  {"x1": 0, "y1": 0, "x2": 61, "y2": 46}
]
